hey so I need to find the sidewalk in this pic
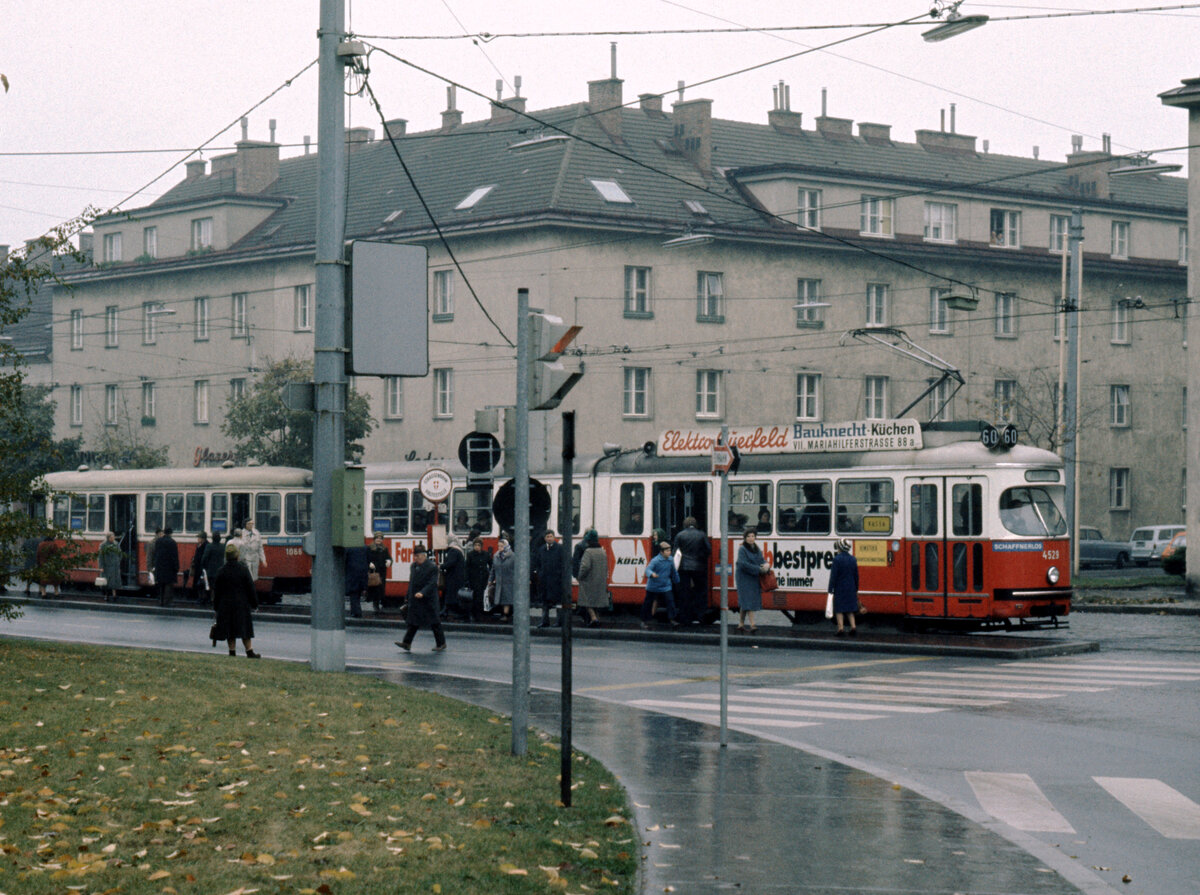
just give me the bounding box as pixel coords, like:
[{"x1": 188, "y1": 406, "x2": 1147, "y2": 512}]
[{"x1": 375, "y1": 669, "x2": 1113, "y2": 895}]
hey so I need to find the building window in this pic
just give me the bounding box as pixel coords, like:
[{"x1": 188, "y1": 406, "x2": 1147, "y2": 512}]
[
  {"x1": 1109, "y1": 468, "x2": 1130, "y2": 510},
  {"x1": 923, "y1": 202, "x2": 957, "y2": 243},
  {"x1": 866, "y1": 283, "x2": 889, "y2": 328},
  {"x1": 69, "y1": 385, "x2": 83, "y2": 427},
  {"x1": 798, "y1": 188, "x2": 821, "y2": 230},
  {"x1": 105, "y1": 305, "x2": 119, "y2": 348},
  {"x1": 142, "y1": 226, "x2": 157, "y2": 259},
  {"x1": 194, "y1": 380, "x2": 210, "y2": 424},
  {"x1": 70, "y1": 309, "x2": 83, "y2": 350},
  {"x1": 994, "y1": 379, "x2": 1017, "y2": 423},
  {"x1": 990, "y1": 209, "x2": 1021, "y2": 248},
  {"x1": 623, "y1": 367, "x2": 651, "y2": 418},
  {"x1": 105, "y1": 384, "x2": 118, "y2": 426},
  {"x1": 929, "y1": 287, "x2": 951, "y2": 335},
  {"x1": 1049, "y1": 214, "x2": 1070, "y2": 253},
  {"x1": 696, "y1": 370, "x2": 722, "y2": 419},
  {"x1": 796, "y1": 373, "x2": 821, "y2": 420},
  {"x1": 865, "y1": 376, "x2": 888, "y2": 420},
  {"x1": 231, "y1": 293, "x2": 248, "y2": 338},
  {"x1": 1111, "y1": 221, "x2": 1130, "y2": 259},
  {"x1": 697, "y1": 271, "x2": 724, "y2": 322},
  {"x1": 141, "y1": 382, "x2": 156, "y2": 422},
  {"x1": 142, "y1": 301, "x2": 164, "y2": 344},
  {"x1": 190, "y1": 217, "x2": 212, "y2": 251},
  {"x1": 433, "y1": 368, "x2": 454, "y2": 418},
  {"x1": 995, "y1": 292, "x2": 1017, "y2": 338},
  {"x1": 432, "y1": 270, "x2": 454, "y2": 319},
  {"x1": 101, "y1": 232, "x2": 122, "y2": 263},
  {"x1": 796, "y1": 279, "x2": 823, "y2": 327},
  {"x1": 384, "y1": 377, "x2": 403, "y2": 419},
  {"x1": 230, "y1": 378, "x2": 246, "y2": 403},
  {"x1": 624, "y1": 266, "x2": 652, "y2": 317},
  {"x1": 194, "y1": 296, "x2": 210, "y2": 341},
  {"x1": 455, "y1": 185, "x2": 495, "y2": 210},
  {"x1": 928, "y1": 378, "x2": 953, "y2": 422},
  {"x1": 1110, "y1": 385, "x2": 1130, "y2": 427},
  {"x1": 590, "y1": 179, "x2": 633, "y2": 203},
  {"x1": 1112, "y1": 299, "x2": 1131, "y2": 344},
  {"x1": 860, "y1": 196, "x2": 894, "y2": 237},
  {"x1": 293, "y1": 284, "x2": 312, "y2": 331},
  {"x1": 1180, "y1": 227, "x2": 1189, "y2": 266}
]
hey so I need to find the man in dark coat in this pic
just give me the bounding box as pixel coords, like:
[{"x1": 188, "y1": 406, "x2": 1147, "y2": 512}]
[
  {"x1": 203, "y1": 532, "x2": 226, "y2": 605},
  {"x1": 532, "y1": 529, "x2": 566, "y2": 628},
  {"x1": 187, "y1": 532, "x2": 209, "y2": 603},
  {"x1": 672, "y1": 516, "x2": 710, "y2": 624},
  {"x1": 344, "y1": 544, "x2": 369, "y2": 618},
  {"x1": 212, "y1": 543, "x2": 260, "y2": 657},
  {"x1": 440, "y1": 538, "x2": 468, "y2": 620},
  {"x1": 396, "y1": 545, "x2": 446, "y2": 651},
  {"x1": 153, "y1": 527, "x2": 180, "y2": 606}
]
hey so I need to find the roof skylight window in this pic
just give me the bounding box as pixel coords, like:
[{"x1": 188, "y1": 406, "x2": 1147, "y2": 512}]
[
  {"x1": 455, "y1": 185, "x2": 495, "y2": 210},
  {"x1": 590, "y1": 179, "x2": 633, "y2": 204},
  {"x1": 684, "y1": 199, "x2": 708, "y2": 216},
  {"x1": 383, "y1": 209, "x2": 403, "y2": 223}
]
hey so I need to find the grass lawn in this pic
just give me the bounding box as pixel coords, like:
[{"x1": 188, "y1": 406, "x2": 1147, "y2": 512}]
[{"x1": 0, "y1": 640, "x2": 637, "y2": 894}]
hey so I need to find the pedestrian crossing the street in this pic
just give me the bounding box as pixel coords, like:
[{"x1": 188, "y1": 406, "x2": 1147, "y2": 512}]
[{"x1": 628, "y1": 657, "x2": 1200, "y2": 733}]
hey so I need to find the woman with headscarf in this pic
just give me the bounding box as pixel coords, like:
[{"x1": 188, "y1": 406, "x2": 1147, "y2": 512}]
[
  {"x1": 212, "y1": 542, "x2": 260, "y2": 658},
  {"x1": 487, "y1": 537, "x2": 515, "y2": 622},
  {"x1": 735, "y1": 530, "x2": 769, "y2": 633},
  {"x1": 98, "y1": 531, "x2": 122, "y2": 602},
  {"x1": 440, "y1": 536, "x2": 468, "y2": 620},
  {"x1": 465, "y1": 537, "x2": 492, "y2": 622},
  {"x1": 575, "y1": 528, "x2": 608, "y2": 628},
  {"x1": 828, "y1": 537, "x2": 860, "y2": 636}
]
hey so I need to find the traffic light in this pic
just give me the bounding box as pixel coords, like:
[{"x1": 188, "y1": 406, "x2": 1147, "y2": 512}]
[{"x1": 528, "y1": 313, "x2": 583, "y2": 411}]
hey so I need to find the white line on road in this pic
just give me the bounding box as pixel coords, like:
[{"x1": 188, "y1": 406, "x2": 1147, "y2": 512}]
[
  {"x1": 1094, "y1": 777, "x2": 1200, "y2": 840},
  {"x1": 693, "y1": 693, "x2": 945, "y2": 713},
  {"x1": 900, "y1": 672, "x2": 1118, "y2": 690},
  {"x1": 754, "y1": 684, "x2": 1006, "y2": 706},
  {"x1": 987, "y1": 665, "x2": 1197, "y2": 683},
  {"x1": 849, "y1": 676, "x2": 1084, "y2": 698},
  {"x1": 631, "y1": 698, "x2": 884, "y2": 721},
  {"x1": 1002, "y1": 661, "x2": 1200, "y2": 679},
  {"x1": 965, "y1": 772, "x2": 1076, "y2": 833}
]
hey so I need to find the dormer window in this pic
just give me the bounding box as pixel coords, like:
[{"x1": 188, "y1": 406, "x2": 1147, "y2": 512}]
[
  {"x1": 102, "y1": 232, "x2": 122, "y2": 263},
  {"x1": 455, "y1": 185, "x2": 494, "y2": 210},
  {"x1": 190, "y1": 217, "x2": 213, "y2": 251},
  {"x1": 590, "y1": 179, "x2": 633, "y2": 204}
]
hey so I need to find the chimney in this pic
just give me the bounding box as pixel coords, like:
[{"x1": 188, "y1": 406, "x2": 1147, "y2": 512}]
[
  {"x1": 1102, "y1": 133, "x2": 1112, "y2": 154},
  {"x1": 185, "y1": 159, "x2": 207, "y2": 179},
  {"x1": 815, "y1": 115, "x2": 854, "y2": 140},
  {"x1": 384, "y1": 118, "x2": 408, "y2": 139},
  {"x1": 950, "y1": 103, "x2": 956, "y2": 133},
  {"x1": 858, "y1": 122, "x2": 892, "y2": 145},
  {"x1": 916, "y1": 127, "x2": 977, "y2": 154},
  {"x1": 671, "y1": 97, "x2": 713, "y2": 173},
  {"x1": 639, "y1": 93, "x2": 664, "y2": 116},
  {"x1": 588, "y1": 75, "x2": 624, "y2": 141},
  {"x1": 344, "y1": 126, "x2": 374, "y2": 152},
  {"x1": 303, "y1": 135, "x2": 311, "y2": 154},
  {"x1": 233, "y1": 120, "x2": 281, "y2": 193},
  {"x1": 1066, "y1": 135, "x2": 1116, "y2": 199},
  {"x1": 1033, "y1": 145, "x2": 1039, "y2": 159},
  {"x1": 441, "y1": 85, "x2": 462, "y2": 131},
  {"x1": 0, "y1": 245, "x2": 7, "y2": 265},
  {"x1": 767, "y1": 80, "x2": 802, "y2": 134}
]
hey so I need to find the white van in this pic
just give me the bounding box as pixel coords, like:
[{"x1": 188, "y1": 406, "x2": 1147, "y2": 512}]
[{"x1": 1128, "y1": 525, "x2": 1186, "y2": 566}]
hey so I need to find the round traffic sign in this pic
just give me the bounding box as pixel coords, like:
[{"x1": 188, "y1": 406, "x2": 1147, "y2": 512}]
[
  {"x1": 419, "y1": 467, "x2": 453, "y2": 503},
  {"x1": 458, "y1": 431, "x2": 503, "y2": 474},
  {"x1": 491, "y1": 477, "x2": 552, "y2": 534}
]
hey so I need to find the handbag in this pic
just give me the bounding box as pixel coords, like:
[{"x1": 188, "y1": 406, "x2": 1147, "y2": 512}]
[
  {"x1": 825, "y1": 592, "x2": 834, "y2": 619},
  {"x1": 367, "y1": 571, "x2": 382, "y2": 588},
  {"x1": 94, "y1": 576, "x2": 107, "y2": 588},
  {"x1": 760, "y1": 569, "x2": 778, "y2": 592},
  {"x1": 209, "y1": 623, "x2": 219, "y2": 646}
]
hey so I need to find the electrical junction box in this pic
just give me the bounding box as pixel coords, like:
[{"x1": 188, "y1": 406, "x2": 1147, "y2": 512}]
[{"x1": 331, "y1": 466, "x2": 366, "y2": 547}]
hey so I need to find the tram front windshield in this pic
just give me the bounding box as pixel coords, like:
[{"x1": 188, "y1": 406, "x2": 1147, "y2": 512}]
[{"x1": 999, "y1": 486, "x2": 1067, "y2": 537}]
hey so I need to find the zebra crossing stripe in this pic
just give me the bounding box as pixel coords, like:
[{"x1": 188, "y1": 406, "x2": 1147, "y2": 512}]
[
  {"x1": 899, "y1": 672, "x2": 1114, "y2": 690},
  {"x1": 851, "y1": 675, "x2": 1087, "y2": 698},
  {"x1": 1094, "y1": 777, "x2": 1200, "y2": 840},
  {"x1": 692, "y1": 693, "x2": 945, "y2": 714},
  {"x1": 965, "y1": 772, "x2": 1076, "y2": 833},
  {"x1": 985, "y1": 666, "x2": 1194, "y2": 683},
  {"x1": 631, "y1": 698, "x2": 884, "y2": 721},
  {"x1": 1002, "y1": 661, "x2": 1200, "y2": 679},
  {"x1": 753, "y1": 684, "x2": 1005, "y2": 707}
]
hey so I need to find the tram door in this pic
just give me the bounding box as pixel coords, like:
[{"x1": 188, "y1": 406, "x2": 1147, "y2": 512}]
[
  {"x1": 231, "y1": 493, "x2": 252, "y2": 530},
  {"x1": 109, "y1": 494, "x2": 137, "y2": 587},
  {"x1": 904, "y1": 477, "x2": 987, "y2": 618},
  {"x1": 651, "y1": 481, "x2": 709, "y2": 542}
]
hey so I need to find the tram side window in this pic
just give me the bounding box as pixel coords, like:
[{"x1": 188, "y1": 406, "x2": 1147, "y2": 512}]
[
  {"x1": 452, "y1": 487, "x2": 494, "y2": 535},
  {"x1": 145, "y1": 493, "x2": 164, "y2": 534},
  {"x1": 556, "y1": 484, "x2": 581, "y2": 536},
  {"x1": 411, "y1": 492, "x2": 440, "y2": 533},
  {"x1": 909, "y1": 484, "x2": 938, "y2": 536},
  {"x1": 619, "y1": 483, "x2": 645, "y2": 535},
  {"x1": 211, "y1": 494, "x2": 229, "y2": 535},
  {"x1": 371, "y1": 490, "x2": 408, "y2": 535},
  {"x1": 778, "y1": 480, "x2": 831, "y2": 534},
  {"x1": 952, "y1": 484, "x2": 983, "y2": 537},
  {"x1": 164, "y1": 493, "x2": 185, "y2": 532},
  {"x1": 87, "y1": 494, "x2": 106, "y2": 532},
  {"x1": 285, "y1": 492, "x2": 312, "y2": 534},
  {"x1": 999, "y1": 487, "x2": 1066, "y2": 537},
  {"x1": 836, "y1": 479, "x2": 894, "y2": 535},
  {"x1": 256, "y1": 493, "x2": 281, "y2": 534},
  {"x1": 185, "y1": 493, "x2": 205, "y2": 533},
  {"x1": 65, "y1": 496, "x2": 86, "y2": 531},
  {"x1": 727, "y1": 482, "x2": 772, "y2": 534}
]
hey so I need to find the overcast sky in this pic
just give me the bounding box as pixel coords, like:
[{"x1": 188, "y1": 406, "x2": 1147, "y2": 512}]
[{"x1": 1, "y1": 1, "x2": 1196, "y2": 251}]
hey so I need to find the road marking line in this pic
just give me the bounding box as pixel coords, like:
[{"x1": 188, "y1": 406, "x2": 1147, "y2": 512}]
[
  {"x1": 965, "y1": 772, "x2": 1076, "y2": 833},
  {"x1": 1003, "y1": 661, "x2": 1200, "y2": 678},
  {"x1": 850, "y1": 676, "x2": 1079, "y2": 698},
  {"x1": 689, "y1": 714, "x2": 824, "y2": 729},
  {"x1": 631, "y1": 698, "x2": 884, "y2": 721},
  {"x1": 1094, "y1": 777, "x2": 1200, "y2": 839},
  {"x1": 693, "y1": 693, "x2": 944, "y2": 713},
  {"x1": 900, "y1": 672, "x2": 1114, "y2": 691},
  {"x1": 984, "y1": 666, "x2": 1195, "y2": 683},
  {"x1": 756, "y1": 684, "x2": 1006, "y2": 706}
]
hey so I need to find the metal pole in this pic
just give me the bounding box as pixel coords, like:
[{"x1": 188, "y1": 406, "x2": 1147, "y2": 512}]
[
  {"x1": 512, "y1": 288, "x2": 530, "y2": 755},
  {"x1": 311, "y1": 0, "x2": 347, "y2": 671},
  {"x1": 718, "y1": 425, "x2": 729, "y2": 747},
  {"x1": 560, "y1": 410, "x2": 575, "y2": 806},
  {"x1": 1064, "y1": 208, "x2": 1083, "y2": 579}
]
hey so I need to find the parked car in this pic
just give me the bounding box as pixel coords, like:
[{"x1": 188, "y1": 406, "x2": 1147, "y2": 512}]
[
  {"x1": 1077, "y1": 526, "x2": 1131, "y2": 569},
  {"x1": 1161, "y1": 532, "x2": 1187, "y2": 576},
  {"x1": 1128, "y1": 525, "x2": 1186, "y2": 566}
]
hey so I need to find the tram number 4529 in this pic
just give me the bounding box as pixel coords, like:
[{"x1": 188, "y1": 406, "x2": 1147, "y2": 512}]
[{"x1": 1042, "y1": 549, "x2": 1060, "y2": 561}]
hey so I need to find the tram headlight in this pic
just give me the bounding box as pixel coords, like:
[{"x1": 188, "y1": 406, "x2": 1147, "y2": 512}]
[{"x1": 1046, "y1": 566, "x2": 1060, "y2": 585}]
